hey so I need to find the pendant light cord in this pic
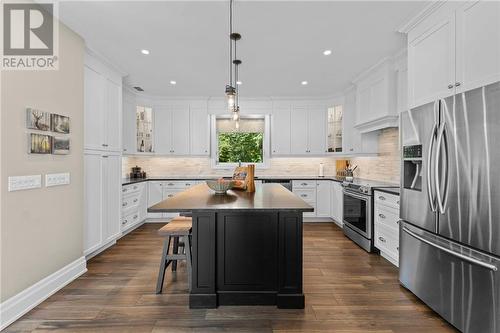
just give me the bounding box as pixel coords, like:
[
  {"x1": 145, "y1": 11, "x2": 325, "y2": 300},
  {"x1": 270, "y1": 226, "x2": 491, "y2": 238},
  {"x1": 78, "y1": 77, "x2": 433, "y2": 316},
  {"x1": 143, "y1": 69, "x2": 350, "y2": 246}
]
[{"x1": 229, "y1": 0, "x2": 233, "y2": 87}]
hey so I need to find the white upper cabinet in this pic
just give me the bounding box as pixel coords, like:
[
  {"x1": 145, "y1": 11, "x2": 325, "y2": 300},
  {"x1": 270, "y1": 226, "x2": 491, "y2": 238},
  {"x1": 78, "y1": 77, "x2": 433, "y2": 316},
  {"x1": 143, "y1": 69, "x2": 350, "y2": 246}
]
[
  {"x1": 405, "y1": 0, "x2": 499, "y2": 108},
  {"x1": 154, "y1": 106, "x2": 172, "y2": 155},
  {"x1": 290, "y1": 105, "x2": 326, "y2": 155},
  {"x1": 122, "y1": 91, "x2": 136, "y2": 154},
  {"x1": 170, "y1": 105, "x2": 190, "y2": 155},
  {"x1": 271, "y1": 105, "x2": 291, "y2": 155},
  {"x1": 84, "y1": 66, "x2": 105, "y2": 151},
  {"x1": 408, "y1": 11, "x2": 455, "y2": 108},
  {"x1": 84, "y1": 52, "x2": 122, "y2": 152},
  {"x1": 455, "y1": 0, "x2": 500, "y2": 93},
  {"x1": 290, "y1": 106, "x2": 309, "y2": 154},
  {"x1": 307, "y1": 106, "x2": 327, "y2": 154},
  {"x1": 190, "y1": 106, "x2": 210, "y2": 156}
]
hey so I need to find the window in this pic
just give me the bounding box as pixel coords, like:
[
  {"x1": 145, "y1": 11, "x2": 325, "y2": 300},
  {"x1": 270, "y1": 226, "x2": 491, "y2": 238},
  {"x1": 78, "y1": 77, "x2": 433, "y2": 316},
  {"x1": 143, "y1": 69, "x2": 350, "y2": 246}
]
[{"x1": 211, "y1": 115, "x2": 270, "y2": 168}]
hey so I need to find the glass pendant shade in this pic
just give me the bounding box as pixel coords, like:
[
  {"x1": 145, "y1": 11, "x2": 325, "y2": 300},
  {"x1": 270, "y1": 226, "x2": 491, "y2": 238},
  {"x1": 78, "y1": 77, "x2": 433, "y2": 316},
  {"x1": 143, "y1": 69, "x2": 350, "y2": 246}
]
[{"x1": 225, "y1": 85, "x2": 236, "y2": 111}]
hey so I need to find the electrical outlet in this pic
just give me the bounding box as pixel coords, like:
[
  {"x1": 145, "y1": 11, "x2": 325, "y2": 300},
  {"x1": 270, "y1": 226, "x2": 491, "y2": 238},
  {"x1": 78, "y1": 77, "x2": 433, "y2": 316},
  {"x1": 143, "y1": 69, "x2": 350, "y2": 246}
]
[
  {"x1": 45, "y1": 173, "x2": 70, "y2": 187},
  {"x1": 8, "y1": 175, "x2": 42, "y2": 191}
]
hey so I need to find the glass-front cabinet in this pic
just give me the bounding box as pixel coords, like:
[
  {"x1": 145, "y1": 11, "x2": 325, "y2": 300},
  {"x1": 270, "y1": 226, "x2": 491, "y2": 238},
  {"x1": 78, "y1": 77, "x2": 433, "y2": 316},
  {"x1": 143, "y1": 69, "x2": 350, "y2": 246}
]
[
  {"x1": 136, "y1": 106, "x2": 153, "y2": 153},
  {"x1": 327, "y1": 105, "x2": 343, "y2": 153}
]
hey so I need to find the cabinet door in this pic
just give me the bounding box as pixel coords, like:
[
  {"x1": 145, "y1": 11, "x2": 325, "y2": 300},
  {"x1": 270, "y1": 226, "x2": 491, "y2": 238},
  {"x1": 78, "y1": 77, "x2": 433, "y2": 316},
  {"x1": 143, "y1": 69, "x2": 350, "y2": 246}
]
[
  {"x1": 84, "y1": 66, "x2": 105, "y2": 150},
  {"x1": 171, "y1": 106, "x2": 190, "y2": 155},
  {"x1": 456, "y1": 0, "x2": 500, "y2": 92},
  {"x1": 84, "y1": 152, "x2": 103, "y2": 255},
  {"x1": 148, "y1": 182, "x2": 164, "y2": 206},
  {"x1": 316, "y1": 181, "x2": 331, "y2": 218},
  {"x1": 103, "y1": 154, "x2": 121, "y2": 242},
  {"x1": 154, "y1": 107, "x2": 171, "y2": 154},
  {"x1": 122, "y1": 95, "x2": 136, "y2": 153},
  {"x1": 307, "y1": 107, "x2": 327, "y2": 154},
  {"x1": 342, "y1": 89, "x2": 360, "y2": 154},
  {"x1": 290, "y1": 106, "x2": 308, "y2": 154},
  {"x1": 190, "y1": 107, "x2": 209, "y2": 155},
  {"x1": 330, "y1": 182, "x2": 344, "y2": 225},
  {"x1": 408, "y1": 13, "x2": 456, "y2": 108},
  {"x1": 104, "y1": 79, "x2": 121, "y2": 152},
  {"x1": 271, "y1": 106, "x2": 291, "y2": 155},
  {"x1": 356, "y1": 85, "x2": 371, "y2": 126}
]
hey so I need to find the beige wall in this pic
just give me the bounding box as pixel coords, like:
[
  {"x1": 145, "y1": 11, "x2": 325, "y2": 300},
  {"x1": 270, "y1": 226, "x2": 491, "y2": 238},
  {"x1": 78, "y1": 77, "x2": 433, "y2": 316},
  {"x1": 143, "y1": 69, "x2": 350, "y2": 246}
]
[
  {"x1": 1, "y1": 23, "x2": 84, "y2": 301},
  {"x1": 351, "y1": 128, "x2": 400, "y2": 183}
]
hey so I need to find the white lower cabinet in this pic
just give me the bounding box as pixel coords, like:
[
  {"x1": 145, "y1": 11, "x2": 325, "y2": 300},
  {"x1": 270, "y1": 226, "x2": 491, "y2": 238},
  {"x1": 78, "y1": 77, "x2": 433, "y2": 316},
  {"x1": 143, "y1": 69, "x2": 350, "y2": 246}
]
[
  {"x1": 146, "y1": 180, "x2": 200, "y2": 219},
  {"x1": 374, "y1": 190, "x2": 400, "y2": 267},
  {"x1": 121, "y1": 182, "x2": 147, "y2": 231},
  {"x1": 292, "y1": 180, "x2": 337, "y2": 220},
  {"x1": 84, "y1": 151, "x2": 122, "y2": 255},
  {"x1": 315, "y1": 181, "x2": 331, "y2": 218},
  {"x1": 330, "y1": 181, "x2": 343, "y2": 226}
]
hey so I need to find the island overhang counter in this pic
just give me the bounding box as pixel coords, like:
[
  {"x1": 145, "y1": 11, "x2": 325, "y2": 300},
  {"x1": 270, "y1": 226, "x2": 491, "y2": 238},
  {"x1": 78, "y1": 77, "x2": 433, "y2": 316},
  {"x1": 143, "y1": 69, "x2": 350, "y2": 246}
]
[{"x1": 149, "y1": 183, "x2": 313, "y2": 309}]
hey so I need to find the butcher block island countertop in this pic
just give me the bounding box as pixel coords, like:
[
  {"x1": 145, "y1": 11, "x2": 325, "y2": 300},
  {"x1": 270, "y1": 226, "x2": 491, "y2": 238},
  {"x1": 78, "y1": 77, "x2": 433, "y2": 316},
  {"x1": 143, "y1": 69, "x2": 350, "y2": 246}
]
[{"x1": 149, "y1": 183, "x2": 313, "y2": 309}]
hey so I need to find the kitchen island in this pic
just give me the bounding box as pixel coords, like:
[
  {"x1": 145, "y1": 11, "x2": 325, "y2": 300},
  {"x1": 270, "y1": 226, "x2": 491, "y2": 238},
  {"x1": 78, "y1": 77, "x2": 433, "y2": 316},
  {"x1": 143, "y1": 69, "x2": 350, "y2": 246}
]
[{"x1": 149, "y1": 183, "x2": 313, "y2": 309}]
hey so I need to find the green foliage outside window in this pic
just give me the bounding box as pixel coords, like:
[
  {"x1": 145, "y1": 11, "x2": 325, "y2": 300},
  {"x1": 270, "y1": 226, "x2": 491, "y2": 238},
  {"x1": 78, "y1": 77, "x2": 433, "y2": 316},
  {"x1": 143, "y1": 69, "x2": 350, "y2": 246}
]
[{"x1": 218, "y1": 132, "x2": 264, "y2": 163}]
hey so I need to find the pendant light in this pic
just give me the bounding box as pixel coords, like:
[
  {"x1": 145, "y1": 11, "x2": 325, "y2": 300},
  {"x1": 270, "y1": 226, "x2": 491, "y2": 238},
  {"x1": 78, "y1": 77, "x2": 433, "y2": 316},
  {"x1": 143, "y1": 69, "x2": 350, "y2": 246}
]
[{"x1": 225, "y1": 0, "x2": 242, "y2": 123}]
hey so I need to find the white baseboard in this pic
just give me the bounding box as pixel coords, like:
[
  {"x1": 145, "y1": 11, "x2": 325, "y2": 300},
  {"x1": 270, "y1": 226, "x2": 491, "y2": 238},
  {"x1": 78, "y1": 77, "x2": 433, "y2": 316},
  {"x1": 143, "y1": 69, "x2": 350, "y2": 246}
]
[
  {"x1": 0, "y1": 256, "x2": 87, "y2": 331},
  {"x1": 303, "y1": 217, "x2": 334, "y2": 223}
]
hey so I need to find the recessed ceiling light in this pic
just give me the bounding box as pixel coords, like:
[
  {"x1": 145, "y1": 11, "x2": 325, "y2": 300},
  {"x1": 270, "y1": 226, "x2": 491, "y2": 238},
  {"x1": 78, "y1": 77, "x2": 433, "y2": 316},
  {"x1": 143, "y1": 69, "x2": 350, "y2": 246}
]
[
  {"x1": 170, "y1": 80, "x2": 177, "y2": 85},
  {"x1": 141, "y1": 49, "x2": 150, "y2": 55},
  {"x1": 301, "y1": 81, "x2": 308, "y2": 85},
  {"x1": 323, "y1": 49, "x2": 332, "y2": 56},
  {"x1": 236, "y1": 81, "x2": 242, "y2": 85}
]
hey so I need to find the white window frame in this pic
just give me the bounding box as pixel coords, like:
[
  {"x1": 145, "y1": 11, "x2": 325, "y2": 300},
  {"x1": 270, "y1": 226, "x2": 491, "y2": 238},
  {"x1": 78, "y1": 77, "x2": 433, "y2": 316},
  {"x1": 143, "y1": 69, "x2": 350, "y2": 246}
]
[{"x1": 210, "y1": 114, "x2": 270, "y2": 169}]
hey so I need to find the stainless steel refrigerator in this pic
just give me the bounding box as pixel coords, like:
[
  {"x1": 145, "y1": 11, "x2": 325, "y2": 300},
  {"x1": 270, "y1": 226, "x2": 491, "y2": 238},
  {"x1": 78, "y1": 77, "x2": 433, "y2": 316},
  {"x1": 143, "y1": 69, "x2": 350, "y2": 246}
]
[{"x1": 399, "y1": 81, "x2": 500, "y2": 333}]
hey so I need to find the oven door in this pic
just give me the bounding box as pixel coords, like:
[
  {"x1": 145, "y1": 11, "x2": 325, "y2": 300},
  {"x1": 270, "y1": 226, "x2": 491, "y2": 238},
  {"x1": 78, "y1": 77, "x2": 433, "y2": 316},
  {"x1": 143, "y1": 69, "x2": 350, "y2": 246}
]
[{"x1": 343, "y1": 190, "x2": 372, "y2": 239}]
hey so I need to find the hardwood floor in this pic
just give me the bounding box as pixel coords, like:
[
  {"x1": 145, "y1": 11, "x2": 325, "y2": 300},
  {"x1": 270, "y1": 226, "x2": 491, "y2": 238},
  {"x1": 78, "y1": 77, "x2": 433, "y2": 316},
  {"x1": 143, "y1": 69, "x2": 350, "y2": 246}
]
[{"x1": 6, "y1": 223, "x2": 457, "y2": 333}]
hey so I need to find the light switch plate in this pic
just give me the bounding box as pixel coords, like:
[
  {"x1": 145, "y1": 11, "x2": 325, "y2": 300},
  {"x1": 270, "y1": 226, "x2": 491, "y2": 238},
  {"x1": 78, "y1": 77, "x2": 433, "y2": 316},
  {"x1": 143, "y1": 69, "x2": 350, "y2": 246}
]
[
  {"x1": 46, "y1": 172, "x2": 70, "y2": 187},
  {"x1": 8, "y1": 175, "x2": 42, "y2": 191}
]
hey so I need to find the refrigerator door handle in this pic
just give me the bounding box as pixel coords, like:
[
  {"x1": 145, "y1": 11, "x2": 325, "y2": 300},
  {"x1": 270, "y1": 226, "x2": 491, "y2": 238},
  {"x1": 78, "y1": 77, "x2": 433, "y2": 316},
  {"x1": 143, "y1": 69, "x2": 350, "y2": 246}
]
[
  {"x1": 435, "y1": 122, "x2": 448, "y2": 215},
  {"x1": 402, "y1": 226, "x2": 498, "y2": 272},
  {"x1": 426, "y1": 102, "x2": 439, "y2": 213}
]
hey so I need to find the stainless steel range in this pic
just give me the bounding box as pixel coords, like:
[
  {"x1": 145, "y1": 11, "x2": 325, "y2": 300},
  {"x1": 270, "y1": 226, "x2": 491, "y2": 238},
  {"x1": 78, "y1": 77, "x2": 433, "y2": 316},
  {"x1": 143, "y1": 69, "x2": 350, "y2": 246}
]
[{"x1": 342, "y1": 179, "x2": 398, "y2": 252}]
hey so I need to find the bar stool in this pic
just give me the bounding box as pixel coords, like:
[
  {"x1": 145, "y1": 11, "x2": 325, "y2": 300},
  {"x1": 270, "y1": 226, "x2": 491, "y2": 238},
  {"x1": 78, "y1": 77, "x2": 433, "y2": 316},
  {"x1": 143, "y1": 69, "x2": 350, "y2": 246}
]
[{"x1": 156, "y1": 217, "x2": 192, "y2": 294}]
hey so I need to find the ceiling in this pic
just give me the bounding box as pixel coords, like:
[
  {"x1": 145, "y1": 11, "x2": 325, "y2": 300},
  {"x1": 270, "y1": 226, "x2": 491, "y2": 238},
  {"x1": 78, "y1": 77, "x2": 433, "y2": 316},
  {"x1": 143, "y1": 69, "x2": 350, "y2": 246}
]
[{"x1": 59, "y1": 1, "x2": 426, "y2": 98}]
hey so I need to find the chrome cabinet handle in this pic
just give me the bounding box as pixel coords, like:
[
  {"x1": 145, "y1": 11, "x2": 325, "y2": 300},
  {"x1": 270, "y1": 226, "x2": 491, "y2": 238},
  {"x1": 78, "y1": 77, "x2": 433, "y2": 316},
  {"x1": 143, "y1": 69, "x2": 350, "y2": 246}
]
[
  {"x1": 122, "y1": 188, "x2": 127, "y2": 193},
  {"x1": 378, "y1": 213, "x2": 386, "y2": 219},
  {"x1": 122, "y1": 202, "x2": 127, "y2": 207},
  {"x1": 403, "y1": 226, "x2": 498, "y2": 271},
  {"x1": 133, "y1": 199, "x2": 138, "y2": 203},
  {"x1": 301, "y1": 183, "x2": 307, "y2": 186},
  {"x1": 378, "y1": 236, "x2": 386, "y2": 243},
  {"x1": 167, "y1": 183, "x2": 174, "y2": 186},
  {"x1": 378, "y1": 196, "x2": 386, "y2": 201},
  {"x1": 133, "y1": 215, "x2": 138, "y2": 219},
  {"x1": 455, "y1": 82, "x2": 461, "y2": 87},
  {"x1": 300, "y1": 194, "x2": 307, "y2": 198},
  {"x1": 122, "y1": 219, "x2": 128, "y2": 225},
  {"x1": 167, "y1": 194, "x2": 173, "y2": 198},
  {"x1": 447, "y1": 84, "x2": 454, "y2": 89},
  {"x1": 133, "y1": 186, "x2": 138, "y2": 190}
]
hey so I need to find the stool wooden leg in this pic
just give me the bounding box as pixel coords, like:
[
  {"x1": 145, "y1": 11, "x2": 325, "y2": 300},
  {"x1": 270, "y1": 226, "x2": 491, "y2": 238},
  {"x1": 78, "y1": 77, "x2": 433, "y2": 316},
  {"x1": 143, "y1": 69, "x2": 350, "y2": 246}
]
[
  {"x1": 156, "y1": 237, "x2": 171, "y2": 294},
  {"x1": 172, "y1": 236, "x2": 179, "y2": 272},
  {"x1": 185, "y1": 234, "x2": 192, "y2": 291}
]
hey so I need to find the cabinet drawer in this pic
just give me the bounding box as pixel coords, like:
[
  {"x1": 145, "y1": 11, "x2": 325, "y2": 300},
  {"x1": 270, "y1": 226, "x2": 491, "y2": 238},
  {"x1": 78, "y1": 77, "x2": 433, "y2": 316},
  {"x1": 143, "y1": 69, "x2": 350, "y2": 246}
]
[
  {"x1": 162, "y1": 180, "x2": 196, "y2": 189},
  {"x1": 122, "y1": 194, "x2": 140, "y2": 210},
  {"x1": 122, "y1": 182, "x2": 144, "y2": 195},
  {"x1": 375, "y1": 205, "x2": 400, "y2": 231},
  {"x1": 122, "y1": 210, "x2": 140, "y2": 228},
  {"x1": 293, "y1": 189, "x2": 316, "y2": 202},
  {"x1": 374, "y1": 190, "x2": 400, "y2": 209},
  {"x1": 375, "y1": 223, "x2": 399, "y2": 261},
  {"x1": 292, "y1": 180, "x2": 316, "y2": 189}
]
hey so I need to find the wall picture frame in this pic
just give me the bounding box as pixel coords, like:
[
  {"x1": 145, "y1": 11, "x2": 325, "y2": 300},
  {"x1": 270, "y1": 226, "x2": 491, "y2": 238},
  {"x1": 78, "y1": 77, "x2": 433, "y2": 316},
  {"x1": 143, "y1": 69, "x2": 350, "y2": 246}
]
[
  {"x1": 29, "y1": 133, "x2": 52, "y2": 154},
  {"x1": 52, "y1": 136, "x2": 70, "y2": 155},
  {"x1": 51, "y1": 114, "x2": 70, "y2": 134},
  {"x1": 26, "y1": 108, "x2": 51, "y2": 131}
]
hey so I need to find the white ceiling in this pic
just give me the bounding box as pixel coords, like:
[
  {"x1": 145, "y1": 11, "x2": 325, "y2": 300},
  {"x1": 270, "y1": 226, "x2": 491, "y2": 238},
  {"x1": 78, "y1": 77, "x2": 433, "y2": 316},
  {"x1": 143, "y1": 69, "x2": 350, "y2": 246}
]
[{"x1": 60, "y1": 1, "x2": 426, "y2": 98}]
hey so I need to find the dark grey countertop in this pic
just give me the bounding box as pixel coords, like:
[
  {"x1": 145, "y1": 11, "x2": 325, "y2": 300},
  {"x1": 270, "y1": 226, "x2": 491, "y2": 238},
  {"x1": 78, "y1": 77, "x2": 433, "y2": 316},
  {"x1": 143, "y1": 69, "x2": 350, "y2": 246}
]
[
  {"x1": 148, "y1": 183, "x2": 315, "y2": 213},
  {"x1": 122, "y1": 175, "x2": 346, "y2": 185},
  {"x1": 372, "y1": 187, "x2": 400, "y2": 195}
]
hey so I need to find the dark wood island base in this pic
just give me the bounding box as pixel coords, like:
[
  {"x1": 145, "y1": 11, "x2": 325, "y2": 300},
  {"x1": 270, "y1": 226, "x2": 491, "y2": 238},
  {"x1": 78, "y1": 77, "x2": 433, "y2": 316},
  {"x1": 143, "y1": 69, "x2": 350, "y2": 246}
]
[
  {"x1": 148, "y1": 183, "x2": 313, "y2": 309},
  {"x1": 190, "y1": 210, "x2": 304, "y2": 309}
]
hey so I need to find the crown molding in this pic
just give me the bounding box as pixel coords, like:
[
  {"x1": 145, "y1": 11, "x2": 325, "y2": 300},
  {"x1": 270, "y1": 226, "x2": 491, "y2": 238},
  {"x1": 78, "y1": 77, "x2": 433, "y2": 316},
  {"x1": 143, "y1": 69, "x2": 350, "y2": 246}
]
[{"x1": 397, "y1": 1, "x2": 446, "y2": 34}]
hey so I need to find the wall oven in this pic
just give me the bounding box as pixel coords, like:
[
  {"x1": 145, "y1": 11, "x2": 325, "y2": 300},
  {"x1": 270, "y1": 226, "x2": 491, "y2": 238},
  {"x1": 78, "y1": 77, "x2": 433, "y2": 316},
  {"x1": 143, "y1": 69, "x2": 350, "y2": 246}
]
[{"x1": 342, "y1": 183, "x2": 373, "y2": 252}]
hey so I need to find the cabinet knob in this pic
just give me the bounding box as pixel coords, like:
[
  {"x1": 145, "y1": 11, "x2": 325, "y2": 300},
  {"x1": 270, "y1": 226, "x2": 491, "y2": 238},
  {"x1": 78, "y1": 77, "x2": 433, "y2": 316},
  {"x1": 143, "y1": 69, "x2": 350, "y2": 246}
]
[
  {"x1": 455, "y1": 82, "x2": 461, "y2": 87},
  {"x1": 133, "y1": 199, "x2": 138, "y2": 203},
  {"x1": 378, "y1": 236, "x2": 386, "y2": 243},
  {"x1": 448, "y1": 84, "x2": 454, "y2": 89},
  {"x1": 133, "y1": 215, "x2": 138, "y2": 219},
  {"x1": 122, "y1": 202, "x2": 127, "y2": 207}
]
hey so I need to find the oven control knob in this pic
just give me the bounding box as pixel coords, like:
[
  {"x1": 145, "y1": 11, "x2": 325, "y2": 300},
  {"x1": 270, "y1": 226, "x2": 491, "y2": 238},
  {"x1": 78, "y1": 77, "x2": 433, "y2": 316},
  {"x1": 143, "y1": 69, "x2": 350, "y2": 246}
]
[{"x1": 360, "y1": 186, "x2": 369, "y2": 194}]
